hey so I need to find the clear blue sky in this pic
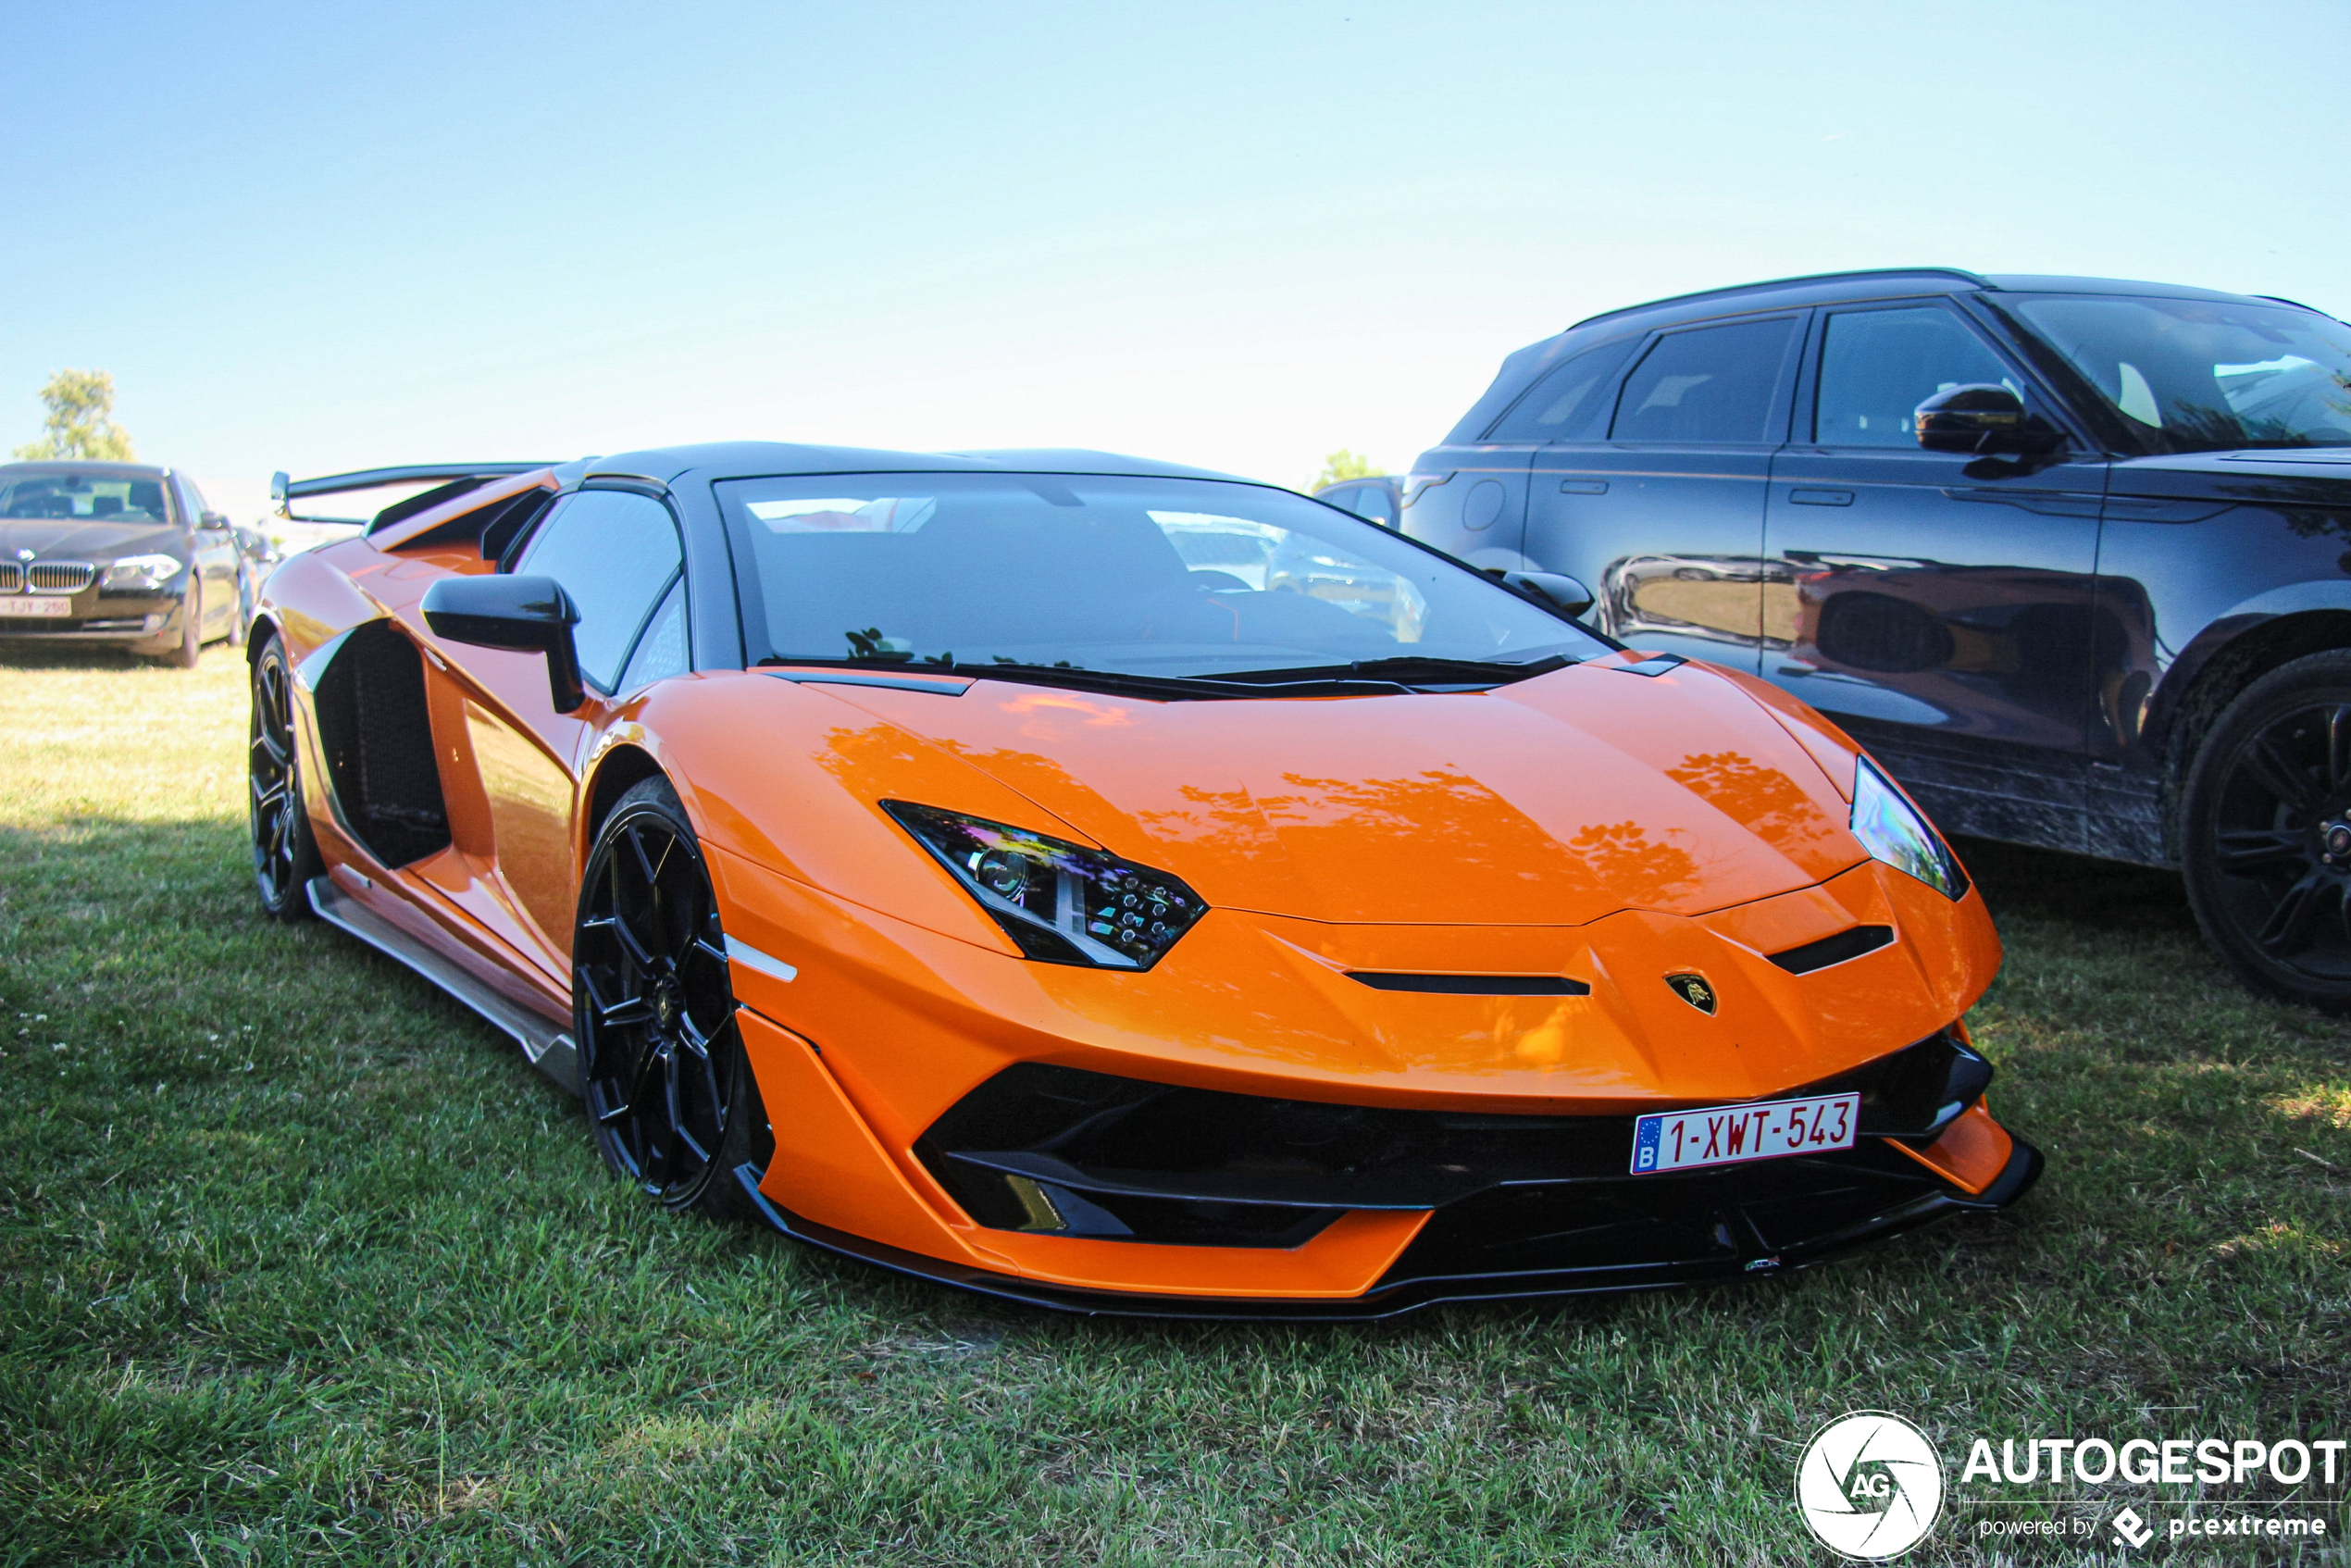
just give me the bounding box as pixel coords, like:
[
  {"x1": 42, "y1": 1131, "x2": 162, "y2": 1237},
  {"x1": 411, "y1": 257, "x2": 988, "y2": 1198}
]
[{"x1": 5, "y1": 1, "x2": 2345, "y2": 522}]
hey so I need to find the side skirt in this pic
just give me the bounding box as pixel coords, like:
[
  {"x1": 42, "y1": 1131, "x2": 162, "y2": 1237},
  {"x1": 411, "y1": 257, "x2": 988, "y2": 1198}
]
[{"x1": 307, "y1": 875, "x2": 580, "y2": 1093}]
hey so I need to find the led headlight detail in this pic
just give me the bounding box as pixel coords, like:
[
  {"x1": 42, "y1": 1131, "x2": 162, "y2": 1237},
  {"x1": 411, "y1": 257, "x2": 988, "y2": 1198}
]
[
  {"x1": 99, "y1": 554, "x2": 185, "y2": 591},
  {"x1": 881, "y1": 801, "x2": 1206, "y2": 969},
  {"x1": 1849, "y1": 758, "x2": 1969, "y2": 900}
]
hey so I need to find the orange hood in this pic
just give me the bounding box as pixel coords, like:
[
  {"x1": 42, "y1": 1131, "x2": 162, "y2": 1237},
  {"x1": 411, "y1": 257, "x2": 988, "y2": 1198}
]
[{"x1": 804, "y1": 659, "x2": 1866, "y2": 927}]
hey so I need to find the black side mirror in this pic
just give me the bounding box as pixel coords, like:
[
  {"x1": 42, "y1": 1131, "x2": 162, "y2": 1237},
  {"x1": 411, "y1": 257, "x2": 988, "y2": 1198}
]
[
  {"x1": 1487, "y1": 568, "x2": 1596, "y2": 618},
  {"x1": 199, "y1": 510, "x2": 231, "y2": 530},
  {"x1": 421, "y1": 575, "x2": 586, "y2": 712},
  {"x1": 1915, "y1": 384, "x2": 2064, "y2": 455}
]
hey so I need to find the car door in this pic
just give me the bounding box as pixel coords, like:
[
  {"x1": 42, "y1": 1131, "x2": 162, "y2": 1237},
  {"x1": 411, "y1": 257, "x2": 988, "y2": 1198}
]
[
  {"x1": 1761, "y1": 301, "x2": 2108, "y2": 848},
  {"x1": 431, "y1": 486, "x2": 690, "y2": 967},
  {"x1": 173, "y1": 476, "x2": 237, "y2": 636},
  {"x1": 1523, "y1": 313, "x2": 1803, "y2": 672}
]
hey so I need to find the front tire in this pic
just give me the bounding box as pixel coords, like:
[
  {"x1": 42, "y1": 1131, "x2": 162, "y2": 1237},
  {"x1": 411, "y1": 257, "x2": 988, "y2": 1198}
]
[
  {"x1": 164, "y1": 581, "x2": 201, "y2": 669},
  {"x1": 575, "y1": 777, "x2": 773, "y2": 1221},
  {"x1": 2183, "y1": 649, "x2": 2351, "y2": 1013},
  {"x1": 249, "y1": 633, "x2": 321, "y2": 918}
]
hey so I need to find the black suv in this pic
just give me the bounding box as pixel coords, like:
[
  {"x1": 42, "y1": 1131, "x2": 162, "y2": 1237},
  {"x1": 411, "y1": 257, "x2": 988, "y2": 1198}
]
[{"x1": 1406, "y1": 268, "x2": 2351, "y2": 1011}]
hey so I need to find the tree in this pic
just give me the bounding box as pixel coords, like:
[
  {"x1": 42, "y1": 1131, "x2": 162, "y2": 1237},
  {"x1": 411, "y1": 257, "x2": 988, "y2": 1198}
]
[
  {"x1": 1310, "y1": 448, "x2": 1381, "y2": 493},
  {"x1": 14, "y1": 369, "x2": 136, "y2": 461}
]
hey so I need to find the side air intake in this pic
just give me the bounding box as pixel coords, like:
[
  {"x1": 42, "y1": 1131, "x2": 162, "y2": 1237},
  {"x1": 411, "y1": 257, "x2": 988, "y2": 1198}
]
[{"x1": 310, "y1": 620, "x2": 452, "y2": 868}]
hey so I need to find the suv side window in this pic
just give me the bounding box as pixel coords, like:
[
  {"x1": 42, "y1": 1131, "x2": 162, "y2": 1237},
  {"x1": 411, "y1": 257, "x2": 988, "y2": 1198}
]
[
  {"x1": 1488, "y1": 339, "x2": 1638, "y2": 442},
  {"x1": 1610, "y1": 317, "x2": 1798, "y2": 444},
  {"x1": 511, "y1": 490, "x2": 685, "y2": 692},
  {"x1": 1815, "y1": 306, "x2": 2020, "y2": 446}
]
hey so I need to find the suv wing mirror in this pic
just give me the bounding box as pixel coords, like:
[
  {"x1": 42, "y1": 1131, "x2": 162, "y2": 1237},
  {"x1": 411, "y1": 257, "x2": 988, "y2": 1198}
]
[
  {"x1": 1915, "y1": 383, "x2": 2064, "y2": 455},
  {"x1": 420, "y1": 575, "x2": 587, "y2": 712}
]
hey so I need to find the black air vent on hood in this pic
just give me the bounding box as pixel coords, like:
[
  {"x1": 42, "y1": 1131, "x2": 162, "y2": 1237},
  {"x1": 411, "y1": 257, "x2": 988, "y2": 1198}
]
[
  {"x1": 1348, "y1": 972, "x2": 1590, "y2": 996},
  {"x1": 1768, "y1": 925, "x2": 1895, "y2": 976}
]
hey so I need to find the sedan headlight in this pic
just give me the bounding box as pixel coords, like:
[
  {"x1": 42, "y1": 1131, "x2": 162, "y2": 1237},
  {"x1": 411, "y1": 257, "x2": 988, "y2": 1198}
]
[
  {"x1": 100, "y1": 553, "x2": 186, "y2": 591},
  {"x1": 1850, "y1": 759, "x2": 1969, "y2": 900},
  {"x1": 882, "y1": 801, "x2": 1207, "y2": 969}
]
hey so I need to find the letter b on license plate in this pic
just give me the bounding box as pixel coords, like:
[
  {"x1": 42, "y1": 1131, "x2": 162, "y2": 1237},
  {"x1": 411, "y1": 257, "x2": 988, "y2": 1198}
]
[{"x1": 1630, "y1": 1091, "x2": 1859, "y2": 1174}]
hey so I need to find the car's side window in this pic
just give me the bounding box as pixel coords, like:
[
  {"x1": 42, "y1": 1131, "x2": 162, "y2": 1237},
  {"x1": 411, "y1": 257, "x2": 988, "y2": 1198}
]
[
  {"x1": 617, "y1": 577, "x2": 689, "y2": 691},
  {"x1": 1610, "y1": 317, "x2": 1798, "y2": 445},
  {"x1": 1488, "y1": 339, "x2": 1639, "y2": 442},
  {"x1": 510, "y1": 490, "x2": 684, "y2": 693},
  {"x1": 1814, "y1": 306, "x2": 2021, "y2": 447},
  {"x1": 1348, "y1": 488, "x2": 1396, "y2": 526}
]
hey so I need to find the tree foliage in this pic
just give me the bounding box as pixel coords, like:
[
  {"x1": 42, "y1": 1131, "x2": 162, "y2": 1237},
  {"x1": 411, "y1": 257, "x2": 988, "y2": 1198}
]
[
  {"x1": 1310, "y1": 448, "x2": 1381, "y2": 493},
  {"x1": 14, "y1": 369, "x2": 136, "y2": 461}
]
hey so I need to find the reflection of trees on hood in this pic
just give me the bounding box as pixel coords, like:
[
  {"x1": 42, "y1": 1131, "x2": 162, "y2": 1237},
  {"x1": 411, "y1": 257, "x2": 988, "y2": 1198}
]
[{"x1": 2228, "y1": 475, "x2": 2351, "y2": 573}]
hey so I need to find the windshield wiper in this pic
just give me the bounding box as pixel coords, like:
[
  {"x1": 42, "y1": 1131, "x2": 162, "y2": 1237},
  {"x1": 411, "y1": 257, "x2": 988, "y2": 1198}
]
[
  {"x1": 754, "y1": 654, "x2": 1415, "y2": 702},
  {"x1": 1205, "y1": 653, "x2": 1576, "y2": 688}
]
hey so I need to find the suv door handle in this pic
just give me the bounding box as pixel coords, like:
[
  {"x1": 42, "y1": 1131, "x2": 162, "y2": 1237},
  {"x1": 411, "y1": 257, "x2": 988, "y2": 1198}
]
[
  {"x1": 1559, "y1": 479, "x2": 1609, "y2": 494},
  {"x1": 1789, "y1": 488, "x2": 1853, "y2": 506}
]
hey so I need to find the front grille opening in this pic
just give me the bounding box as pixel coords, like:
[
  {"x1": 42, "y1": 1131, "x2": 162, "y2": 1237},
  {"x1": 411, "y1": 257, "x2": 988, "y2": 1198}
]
[
  {"x1": 917, "y1": 1027, "x2": 1994, "y2": 1249},
  {"x1": 1768, "y1": 925, "x2": 1895, "y2": 975},
  {"x1": 1349, "y1": 972, "x2": 1590, "y2": 996},
  {"x1": 26, "y1": 561, "x2": 94, "y2": 593}
]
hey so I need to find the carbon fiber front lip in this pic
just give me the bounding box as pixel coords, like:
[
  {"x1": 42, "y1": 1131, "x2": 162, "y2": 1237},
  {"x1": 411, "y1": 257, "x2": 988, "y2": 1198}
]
[{"x1": 729, "y1": 1135, "x2": 2044, "y2": 1322}]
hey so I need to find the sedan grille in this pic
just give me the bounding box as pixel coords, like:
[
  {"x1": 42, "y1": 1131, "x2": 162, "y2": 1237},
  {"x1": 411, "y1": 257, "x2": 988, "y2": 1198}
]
[
  {"x1": 0, "y1": 564, "x2": 18, "y2": 591},
  {"x1": 27, "y1": 562, "x2": 94, "y2": 593}
]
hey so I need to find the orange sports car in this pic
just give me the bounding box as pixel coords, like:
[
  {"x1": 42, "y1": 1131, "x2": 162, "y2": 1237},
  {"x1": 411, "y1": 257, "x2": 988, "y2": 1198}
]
[{"x1": 248, "y1": 444, "x2": 2038, "y2": 1316}]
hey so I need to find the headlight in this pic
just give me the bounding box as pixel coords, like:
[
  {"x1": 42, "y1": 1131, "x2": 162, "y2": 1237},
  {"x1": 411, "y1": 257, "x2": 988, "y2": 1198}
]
[
  {"x1": 100, "y1": 554, "x2": 185, "y2": 591},
  {"x1": 1849, "y1": 759, "x2": 1969, "y2": 900},
  {"x1": 882, "y1": 801, "x2": 1207, "y2": 969}
]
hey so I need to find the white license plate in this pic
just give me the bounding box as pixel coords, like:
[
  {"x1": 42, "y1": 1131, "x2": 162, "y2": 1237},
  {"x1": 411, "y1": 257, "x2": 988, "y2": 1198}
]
[
  {"x1": 1631, "y1": 1091, "x2": 1859, "y2": 1174},
  {"x1": 0, "y1": 596, "x2": 73, "y2": 617}
]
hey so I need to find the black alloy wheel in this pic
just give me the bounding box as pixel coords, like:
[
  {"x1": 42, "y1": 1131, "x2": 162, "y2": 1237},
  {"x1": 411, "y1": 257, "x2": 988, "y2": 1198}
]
[
  {"x1": 248, "y1": 633, "x2": 321, "y2": 918},
  {"x1": 165, "y1": 579, "x2": 201, "y2": 669},
  {"x1": 576, "y1": 777, "x2": 772, "y2": 1219},
  {"x1": 2183, "y1": 649, "x2": 2351, "y2": 1013}
]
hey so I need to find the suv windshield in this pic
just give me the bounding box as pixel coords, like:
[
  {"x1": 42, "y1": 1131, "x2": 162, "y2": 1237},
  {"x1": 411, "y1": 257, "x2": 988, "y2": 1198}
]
[
  {"x1": 0, "y1": 471, "x2": 171, "y2": 521},
  {"x1": 2009, "y1": 294, "x2": 2351, "y2": 452},
  {"x1": 715, "y1": 472, "x2": 1601, "y2": 679}
]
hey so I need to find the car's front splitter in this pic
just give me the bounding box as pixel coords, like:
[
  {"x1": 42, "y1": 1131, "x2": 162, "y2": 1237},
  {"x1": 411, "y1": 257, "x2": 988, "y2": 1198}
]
[{"x1": 729, "y1": 1133, "x2": 2043, "y2": 1322}]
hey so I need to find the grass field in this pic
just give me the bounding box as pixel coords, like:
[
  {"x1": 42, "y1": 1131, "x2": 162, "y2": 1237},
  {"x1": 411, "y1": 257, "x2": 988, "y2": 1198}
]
[{"x1": 2, "y1": 646, "x2": 2345, "y2": 1565}]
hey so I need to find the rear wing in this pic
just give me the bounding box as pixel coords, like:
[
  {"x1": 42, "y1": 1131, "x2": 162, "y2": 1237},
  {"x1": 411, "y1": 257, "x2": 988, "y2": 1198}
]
[{"x1": 270, "y1": 463, "x2": 560, "y2": 530}]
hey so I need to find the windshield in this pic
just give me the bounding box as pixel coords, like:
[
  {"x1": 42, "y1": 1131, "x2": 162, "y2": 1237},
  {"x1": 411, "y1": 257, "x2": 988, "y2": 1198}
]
[
  {"x1": 2009, "y1": 294, "x2": 2351, "y2": 453},
  {"x1": 716, "y1": 473, "x2": 1602, "y2": 679},
  {"x1": 0, "y1": 471, "x2": 170, "y2": 522}
]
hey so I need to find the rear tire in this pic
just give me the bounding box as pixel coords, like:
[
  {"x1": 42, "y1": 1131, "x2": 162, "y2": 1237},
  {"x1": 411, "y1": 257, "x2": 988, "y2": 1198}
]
[
  {"x1": 249, "y1": 633, "x2": 321, "y2": 918},
  {"x1": 575, "y1": 777, "x2": 774, "y2": 1222},
  {"x1": 2182, "y1": 649, "x2": 2351, "y2": 1014}
]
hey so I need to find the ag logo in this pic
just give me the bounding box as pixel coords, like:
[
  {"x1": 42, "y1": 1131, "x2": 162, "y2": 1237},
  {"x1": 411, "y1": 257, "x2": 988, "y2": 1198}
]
[
  {"x1": 1795, "y1": 1411, "x2": 1944, "y2": 1560},
  {"x1": 1665, "y1": 973, "x2": 1716, "y2": 1014}
]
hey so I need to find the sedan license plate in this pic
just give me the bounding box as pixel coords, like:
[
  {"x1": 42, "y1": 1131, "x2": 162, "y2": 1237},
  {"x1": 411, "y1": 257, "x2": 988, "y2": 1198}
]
[
  {"x1": 1631, "y1": 1091, "x2": 1859, "y2": 1174},
  {"x1": 0, "y1": 596, "x2": 73, "y2": 617}
]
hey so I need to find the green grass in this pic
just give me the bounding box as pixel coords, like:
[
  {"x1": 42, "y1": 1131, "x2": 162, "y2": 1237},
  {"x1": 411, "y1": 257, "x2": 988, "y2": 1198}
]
[{"x1": 1, "y1": 645, "x2": 2345, "y2": 1565}]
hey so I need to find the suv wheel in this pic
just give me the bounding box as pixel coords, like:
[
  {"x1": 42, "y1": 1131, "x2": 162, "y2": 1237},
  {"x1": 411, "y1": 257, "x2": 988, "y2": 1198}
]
[
  {"x1": 164, "y1": 580, "x2": 201, "y2": 669},
  {"x1": 2183, "y1": 649, "x2": 2351, "y2": 1012}
]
